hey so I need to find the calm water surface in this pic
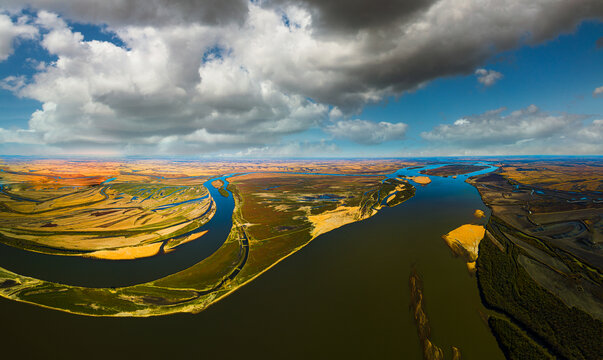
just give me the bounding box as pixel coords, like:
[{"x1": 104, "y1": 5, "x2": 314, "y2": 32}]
[
  {"x1": 0, "y1": 175, "x2": 234, "y2": 287},
  {"x1": 0, "y1": 165, "x2": 504, "y2": 359}
]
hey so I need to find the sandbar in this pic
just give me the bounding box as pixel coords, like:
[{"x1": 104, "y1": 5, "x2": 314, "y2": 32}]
[
  {"x1": 443, "y1": 224, "x2": 485, "y2": 262},
  {"x1": 404, "y1": 176, "x2": 431, "y2": 185},
  {"x1": 473, "y1": 209, "x2": 485, "y2": 218},
  {"x1": 83, "y1": 242, "x2": 163, "y2": 260}
]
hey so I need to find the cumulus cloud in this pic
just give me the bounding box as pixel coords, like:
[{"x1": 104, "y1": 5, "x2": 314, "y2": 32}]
[
  {"x1": 0, "y1": 1, "x2": 602, "y2": 155},
  {"x1": 325, "y1": 119, "x2": 408, "y2": 145},
  {"x1": 594, "y1": 86, "x2": 603, "y2": 96},
  {"x1": 0, "y1": 13, "x2": 38, "y2": 61},
  {"x1": 3, "y1": 10, "x2": 327, "y2": 154},
  {"x1": 577, "y1": 119, "x2": 603, "y2": 143},
  {"x1": 422, "y1": 105, "x2": 583, "y2": 144},
  {"x1": 475, "y1": 68, "x2": 503, "y2": 87},
  {"x1": 421, "y1": 105, "x2": 602, "y2": 155}
]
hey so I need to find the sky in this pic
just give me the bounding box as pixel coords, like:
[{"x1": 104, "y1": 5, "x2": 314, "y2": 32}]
[{"x1": 0, "y1": 0, "x2": 602, "y2": 158}]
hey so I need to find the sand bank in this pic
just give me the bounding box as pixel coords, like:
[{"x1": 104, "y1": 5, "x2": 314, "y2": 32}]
[
  {"x1": 83, "y1": 242, "x2": 163, "y2": 260},
  {"x1": 473, "y1": 209, "x2": 485, "y2": 218},
  {"x1": 406, "y1": 176, "x2": 431, "y2": 185},
  {"x1": 443, "y1": 224, "x2": 485, "y2": 262}
]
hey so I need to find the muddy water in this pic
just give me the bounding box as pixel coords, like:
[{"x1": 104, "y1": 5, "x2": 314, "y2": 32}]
[{"x1": 0, "y1": 165, "x2": 504, "y2": 359}]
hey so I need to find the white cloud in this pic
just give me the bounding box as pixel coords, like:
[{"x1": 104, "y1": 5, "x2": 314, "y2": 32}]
[
  {"x1": 475, "y1": 68, "x2": 503, "y2": 87},
  {"x1": 0, "y1": 13, "x2": 38, "y2": 61},
  {"x1": 422, "y1": 105, "x2": 582, "y2": 144},
  {"x1": 421, "y1": 105, "x2": 603, "y2": 155},
  {"x1": 325, "y1": 119, "x2": 408, "y2": 145},
  {"x1": 0, "y1": 128, "x2": 43, "y2": 144},
  {"x1": 577, "y1": 119, "x2": 603, "y2": 143},
  {"x1": 328, "y1": 107, "x2": 343, "y2": 120},
  {"x1": 0, "y1": 75, "x2": 26, "y2": 92},
  {"x1": 594, "y1": 86, "x2": 603, "y2": 97},
  {"x1": 454, "y1": 118, "x2": 470, "y2": 126},
  {"x1": 223, "y1": 140, "x2": 339, "y2": 158},
  {"x1": 3, "y1": 11, "x2": 327, "y2": 154}
]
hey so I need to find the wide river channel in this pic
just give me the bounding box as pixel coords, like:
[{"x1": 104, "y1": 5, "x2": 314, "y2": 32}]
[{"x1": 0, "y1": 163, "x2": 505, "y2": 359}]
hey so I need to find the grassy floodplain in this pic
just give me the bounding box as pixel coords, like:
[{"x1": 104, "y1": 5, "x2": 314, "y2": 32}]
[
  {"x1": 0, "y1": 161, "x2": 215, "y2": 259},
  {"x1": 0, "y1": 159, "x2": 417, "y2": 316}
]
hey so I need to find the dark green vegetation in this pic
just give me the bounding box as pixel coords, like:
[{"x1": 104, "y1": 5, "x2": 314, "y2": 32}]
[
  {"x1": 358, "y1": 177, "x2": 414, "y2": 217},
  {"x1": 384, "y1": 178, "x2": 416, "y2": 207},
  {"x1": 468, "y1": 160, "x2": 603, "y2": 360},
  {"x1": 488, "y1": 317, "x2": 553, "y2": 360},
  {"x1": 478, "y1": 219, "x2": 603, "y2": 360},
  {"x1": 218, "y1": 187, "x2": 229, "y2": 198}
]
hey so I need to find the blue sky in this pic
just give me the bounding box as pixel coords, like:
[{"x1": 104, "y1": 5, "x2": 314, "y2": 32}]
[
  {"x1": 0, "y1": 1, "x2": 602, "y2": 157},
  {"x1": 337, "y1": 20, "x2": 603, "y2": 156}
]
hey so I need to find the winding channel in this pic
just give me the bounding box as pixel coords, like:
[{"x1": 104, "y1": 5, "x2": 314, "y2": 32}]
[{"x1": 0, "y1": 163, "x2": 497, "y2": 289}]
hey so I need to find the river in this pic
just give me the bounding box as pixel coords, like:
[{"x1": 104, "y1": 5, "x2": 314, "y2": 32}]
[{"x1": 0, "y1": 163, "x2": 504, "y2": 359}]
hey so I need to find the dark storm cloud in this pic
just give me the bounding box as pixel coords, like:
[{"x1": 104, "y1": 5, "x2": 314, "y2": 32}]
[
  {"x1": 292, "y1": 0, "x2": 603, "y2": 110},
  {"x1": 3, "y1": 0, "x2": 249, "y2": 26},
  {"x1": 269, "y1": 0, "x2": 437, "y2": 32}
]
